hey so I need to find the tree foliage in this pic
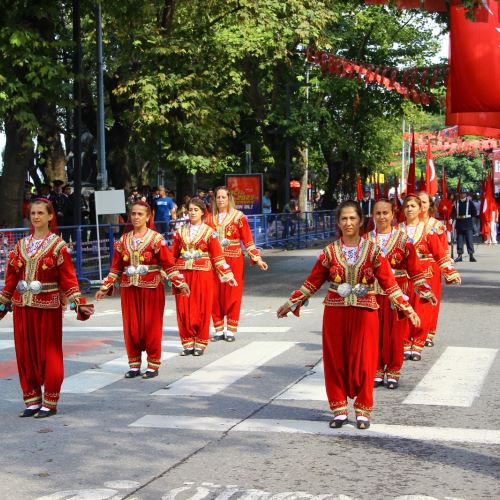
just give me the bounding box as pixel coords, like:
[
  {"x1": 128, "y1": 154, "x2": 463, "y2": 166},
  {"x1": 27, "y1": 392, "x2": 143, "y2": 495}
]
[{"x1": 0, "y1": 0, "x2": 453, "y2": 225}]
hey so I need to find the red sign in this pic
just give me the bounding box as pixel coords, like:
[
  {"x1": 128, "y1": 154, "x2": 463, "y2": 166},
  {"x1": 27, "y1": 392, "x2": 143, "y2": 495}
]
[{"x1": 225, "y1": 174, "x2": 263, "y2": 215}]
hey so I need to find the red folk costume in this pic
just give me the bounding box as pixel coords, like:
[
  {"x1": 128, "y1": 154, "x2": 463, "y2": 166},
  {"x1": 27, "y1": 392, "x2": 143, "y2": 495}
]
[
  {"x1": 172, "y1": 223, "x2": 234, "y2": 351},
  {"x1": 424, "y1": 217, "x2": 449, "y2": 343},
  {"x1": 366, "y1": 229, "x2": 433, "y2": 382},
  {"x1": 398, "y1": 222, "x2": 459, "y2": 355},
  {"x1": 206, "y1": 209, "x2": 262, "y2": 335},
  {"x1": 283, "y1": 238, "x2": 415, "y2": 419},
  {"x1": 100, "y1": 229, "x2": 187, "y2": 371},
  {"x1": 0, "y1": 233, "x2": 90, "y2": 410}
]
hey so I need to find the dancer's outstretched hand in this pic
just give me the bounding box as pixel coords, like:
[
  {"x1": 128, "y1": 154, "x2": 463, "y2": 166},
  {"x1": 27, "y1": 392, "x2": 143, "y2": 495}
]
[
  {"x1": 257, "y1": 260, "x2": 269, "y2": 271},
  {"x1": 276, "y1": 304, "x2": 290, "y2": 318},
  {"x1": 95, "y1": 290, "x2": 107, "y2": 301},
  {"x1": 406, "y1": 310, "x2": 420, "y2": 327},
  {"x1": 228, "y1": 278, "x2": 238, "y2": 287}
]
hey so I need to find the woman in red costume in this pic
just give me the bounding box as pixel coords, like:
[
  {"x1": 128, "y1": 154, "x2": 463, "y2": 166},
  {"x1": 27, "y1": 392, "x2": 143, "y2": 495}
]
[
  {"x1": 367, "y1": 198, "x2": 436, "y2": 390},
  {"x1": 96, "y1": 201, "x2": 189, "y2": 378},
  {"x1": 400, "y1": 194, "x2": 461, "y2": 361},
  {"x1": 0, "y1": 199, "x2": 93, "y2": 418},
  {"x1": 206, "y1": 187, "x2": 268, "y2": 342},
  {"x1": 172, "y1": 198, "x2": 236, "y2": 356},
  {"x1": 277, "y1": 200, "x2": 419, "y2": 430},
  {"x1": 419, "y1": 191, "x2": 449, "y2": 347}
]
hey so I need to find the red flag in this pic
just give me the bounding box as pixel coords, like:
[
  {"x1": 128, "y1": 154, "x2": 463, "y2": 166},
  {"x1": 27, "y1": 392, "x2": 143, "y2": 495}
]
[
  {"x1": 419, "y1": 169, "x2": 426, "y2": 192},
  {"x1": 407, "y1": 131, "x2": 416, "y2": 194},
  {"x1": 356, "y1": 175, "x2": 363, "y2": 201},
  {"x1": 425, "y1": 140, "x2": 438, "y2": 196},
  {"x1": 445, "y1": 3, "x2": 500, "y2": 138},
  {"x1": 374, "y1": 175, "x2": 381, "y2": 201},
  {"x1": 441, "y1": 165, "x2": 448, "y2": 199}
]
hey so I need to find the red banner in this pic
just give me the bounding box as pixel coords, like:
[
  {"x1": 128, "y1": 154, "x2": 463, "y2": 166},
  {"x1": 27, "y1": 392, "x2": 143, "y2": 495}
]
[
  {"x1": 445, "y1": 2, "x2": 500, "y2": 137},
  {"x1": 425, "y1": 140, "x2": 438, "y2": 196},
  {"x1": 225, "y1": 174, "x2": 263, "y2": 215}
]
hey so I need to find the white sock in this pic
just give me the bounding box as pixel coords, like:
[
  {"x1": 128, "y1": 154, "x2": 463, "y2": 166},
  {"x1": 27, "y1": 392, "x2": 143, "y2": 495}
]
[
  {"x1": 130, "y1": 368, "x2": 140, "y2": 372},
  {"x1": 374, "y1": 377, "x2": 383, "y2": 382},
  {"x1": 27, "y1": 404, "x2": 41, "y2": 410},
  {"x1": 356, "y1": 415, "x2": 369, "y2": 422},
  {"x1": 145, "y1": 368, "x2": 155, "y2": 372},
  {"x1": 40, "y1": 406, "x2": 52, "y2": 412},
  {"x1": 334, "y1": 414, "x2": 347, "y2": 421}
]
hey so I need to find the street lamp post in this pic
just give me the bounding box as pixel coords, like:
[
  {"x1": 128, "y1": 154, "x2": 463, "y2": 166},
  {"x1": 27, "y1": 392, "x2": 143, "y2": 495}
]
[{"x1": 72, "y1": 0, "x2": 82, "y2": 226}]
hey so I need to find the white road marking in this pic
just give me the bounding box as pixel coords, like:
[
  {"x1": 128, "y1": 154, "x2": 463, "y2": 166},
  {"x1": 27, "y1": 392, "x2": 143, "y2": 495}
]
[
  {"x1": 61, "y1": 341, "x2": 183, "y2": 393},
  {"x1": 153, "y1": 341, "x2": 297, "y2": 397},
  {"x1": 129, "y1": 416, "x2": 500, "y2": 445},
  {"x1": 0, "y1": 340, "x2": 14, "y2": 351},
  {"x1": 0, "y1": 326, "x2": 291, "y2": 333},
  {"x1": 403, "y1": 346, "x2": 498, "y2": 407},
  {"x1": 277, "y1": 361, "x2": 326, "y2": 401}
]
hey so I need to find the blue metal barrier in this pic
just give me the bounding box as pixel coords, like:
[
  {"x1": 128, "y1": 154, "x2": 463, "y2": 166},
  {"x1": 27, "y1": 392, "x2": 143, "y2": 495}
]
[{"x1": 0, "y1": 210, "x2": 336, "y2": 284}]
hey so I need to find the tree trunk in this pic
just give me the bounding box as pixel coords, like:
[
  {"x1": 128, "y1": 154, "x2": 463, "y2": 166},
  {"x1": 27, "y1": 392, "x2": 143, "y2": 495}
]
[
  {"x1": 298, "y1": 148, "x2": 308, "y2": 212},
  {"x1": 0, "y1": 118, "x2": 33, "y2": 227}
]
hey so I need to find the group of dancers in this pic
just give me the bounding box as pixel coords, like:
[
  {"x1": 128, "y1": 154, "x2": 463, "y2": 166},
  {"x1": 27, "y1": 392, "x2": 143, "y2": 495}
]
[
  {"x1": 0, "y1": 189, "x2": 460, "y2": 429},
  {"x1": 0, "y1": 188, "x2": 268, "y2": 417},
  {"x1": 277, "y1": 192, "x2": 460, "y2": 429}
]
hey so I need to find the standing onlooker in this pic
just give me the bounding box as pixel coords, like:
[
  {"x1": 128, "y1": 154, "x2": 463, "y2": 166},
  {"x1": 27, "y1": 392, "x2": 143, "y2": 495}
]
[
  {"x1": 152, "y1": 186, "x2": 176, "y2": 236},
  {"x1": 471, "y1": 193, "x2": 481, "y2": 236},
  {"x1": 451, "y1": 188, "x2": 477, "y2": 262},
  {"x1": 360, "y1": 187, "x2": 374, "y2": 233},
  {"x1": 487, "y1": 198, "x2": 499, "y2": 245}
]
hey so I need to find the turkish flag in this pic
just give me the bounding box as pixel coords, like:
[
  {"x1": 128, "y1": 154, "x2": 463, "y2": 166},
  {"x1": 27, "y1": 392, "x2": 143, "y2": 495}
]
[
  {"x1": 425, "y1": 140, "x2": 438, "y2": 196},
  {"x1": 356, "y1": 175, "x2": 363, "y2": 201},
  {"x1": 446, "y1": 2, "x2": 500, "y2": 137},
  {"x1": 406, "y1": 131, "x2": 416, "y2": 194}
]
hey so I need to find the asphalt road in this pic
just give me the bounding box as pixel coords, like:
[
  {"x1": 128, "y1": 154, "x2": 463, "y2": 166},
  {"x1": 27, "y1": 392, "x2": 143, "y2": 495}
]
[{"x1": 0, "y1": 241, "x2": 499, "y2": 500}]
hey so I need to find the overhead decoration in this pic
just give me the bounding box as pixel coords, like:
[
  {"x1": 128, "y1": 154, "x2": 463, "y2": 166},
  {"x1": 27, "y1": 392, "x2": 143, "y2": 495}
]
[
  {"x1": 446, "y1": 2, "x2": 500, "y2": 138},
  {"x1": 304, "y1": 47, "x2": 447, "y2": 106},
  {"x1": 364, "y1": 0, "x2": 500, "y2": 138}
]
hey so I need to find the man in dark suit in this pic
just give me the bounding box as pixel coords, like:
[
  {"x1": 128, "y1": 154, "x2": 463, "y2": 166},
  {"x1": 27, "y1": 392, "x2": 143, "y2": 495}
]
[
  {"x1": 360, "y1": 186, "x2": 373, "y2": 232},
  {"x1": 451, "y1": 187, "x2": 477, "y2": 262}
]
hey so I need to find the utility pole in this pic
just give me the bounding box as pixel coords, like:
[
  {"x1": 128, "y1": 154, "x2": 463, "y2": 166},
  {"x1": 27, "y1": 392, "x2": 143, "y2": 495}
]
[
  {"x1": 96, "y1": 2, "x2": 107, "y2": 190},
  {"x1": 72, "y1": 0, "x2": 82, "y2": 225}
]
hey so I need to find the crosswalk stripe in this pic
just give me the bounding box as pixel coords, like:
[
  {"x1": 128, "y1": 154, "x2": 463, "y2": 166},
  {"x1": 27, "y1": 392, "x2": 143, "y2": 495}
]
[
  {"x1": 0, "y1": 340, "x2": 14, "y2": 351},
  {"x1": 62, "y1": 341, "x2": 183, "y2": 394},
  {"x1": 276, "y1": 361, "x2": 326, "y2": 401},
  {"x1": 0, "y1": 326, "x2": 291, "y2": 333},
  {"x1": 129, "y1": 415, "x2": 500, "y2": 445},
  {"x1": 152, "y1": 341, "x2": 297, "y2": 397},
  {"x1": 403, "y1": 346, "x2": 498, "y2": 407}
]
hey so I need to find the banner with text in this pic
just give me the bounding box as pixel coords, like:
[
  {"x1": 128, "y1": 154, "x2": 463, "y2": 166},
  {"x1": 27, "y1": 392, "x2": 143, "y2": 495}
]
[{"x1": 225, "y1": 174, "x2": 263, "y2": 215}]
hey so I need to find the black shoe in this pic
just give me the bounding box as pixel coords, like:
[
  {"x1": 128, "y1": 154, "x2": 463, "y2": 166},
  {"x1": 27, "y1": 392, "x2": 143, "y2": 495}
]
[
  {"x1": 19, "y1": 407, "x2": 40, "y2": 418},
  {"x1": 34, "y1": 409, "x2": 57, "y2": 419},
  {"x1": 425, "y1": 338, "x2": 434, "y2": 347},
  {"x1": 356, "y1": 418, "x2": 370, "y2": 430},
  {"x1": 180, "y1": 348, "x2": 194, "y2": 356},
  {"x1": 224, "y1": 333, "x2": 235, "y2": 342},
  {"x1": 210, "y1": 333, "x2": 225, "y2": 342},
  {"x1": 411, "y1": 352, "x2": 422, "y2": 361},
  {"x1": 193, "y1": 348, "x2": 204, "y2": 356},
  {"x1": 374, "y1": 379, "x2": 384, "y2": 388},
  {"x1": 404, "y1": 352, "x2": 412, "y2": 361},
  {"x1": 329, "y1": 417, "x2": 348, "y2": 429},
  {"x1": 386, "y1": 379, "x2": 399, "y2": 390},
  {"x1": 454, "y1": 255, "x2": 463, "y2": 262},
  {"x1": 124, "y1": 369, "x2": 141, "y2": 378},
  {"x1": 142, "y1": 370, "x2": 158, "y2": 379},
  {"x1": 469, "y1": 255, "x2": 477, "y2": 262}
]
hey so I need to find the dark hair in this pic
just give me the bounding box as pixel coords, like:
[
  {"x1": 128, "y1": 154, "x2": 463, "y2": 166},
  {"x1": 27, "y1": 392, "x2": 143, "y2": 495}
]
[
  {"x1": 336, "y1": 200, "x2": 363, "y2": 222},
  {"x1": 30, "y1": 198, "x2": 54, "y2": 215},
  {"x1": 417, "y1": 191, "x2": 436, "y2": 216},
  {"x1": 188, "y1": 197, "x2": 207, "y2": 214},
  {"x1": 402, "y1": 194, "x2": 422, "y2": 209},
  {"x1": 373, "y1": 197, "x2": 394, "y2": 212},
  {"x1": 130, "y1": 200, "x2": 151, "y2": 214}
]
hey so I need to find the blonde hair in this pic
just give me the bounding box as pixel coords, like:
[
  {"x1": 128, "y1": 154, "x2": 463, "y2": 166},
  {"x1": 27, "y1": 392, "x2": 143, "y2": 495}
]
[{"x1": 212, "y1": 186, "x2": 236, "y2": 215}]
